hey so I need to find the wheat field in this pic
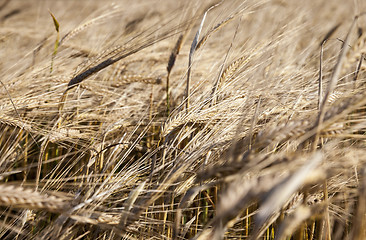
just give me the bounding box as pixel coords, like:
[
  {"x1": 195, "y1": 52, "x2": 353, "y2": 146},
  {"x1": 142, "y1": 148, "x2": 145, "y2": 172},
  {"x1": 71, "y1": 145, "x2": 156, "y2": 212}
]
[{"x1": 0, "y1": 0, "x2": 366, "y2": 239}]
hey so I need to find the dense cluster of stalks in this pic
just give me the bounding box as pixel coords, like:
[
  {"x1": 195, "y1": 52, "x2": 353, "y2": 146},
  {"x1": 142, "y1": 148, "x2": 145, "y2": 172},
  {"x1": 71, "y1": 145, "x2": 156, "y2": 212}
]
[{"x1": 1, "y1": 0, "x2": 366, "y2": 239}]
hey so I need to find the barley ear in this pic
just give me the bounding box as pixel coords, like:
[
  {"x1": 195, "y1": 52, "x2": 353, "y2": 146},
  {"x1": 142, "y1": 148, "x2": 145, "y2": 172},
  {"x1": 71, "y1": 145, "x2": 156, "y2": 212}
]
[
  {"x1": 0, "y1": 185, "x2": 66, "y2": 213},
  {"x1": 49, "y1": 10, "x2": 60, "y2": 73},
  {"x1": 167, "y1": 34, "x2": 184, "y2": 115},
  {"x1": 313, "y1": 16, "x2": 358, "y2": 150},
  {"x1": 185, "y1": 2, "x2": 222, "y2": 112},
  {"x1": 196, "y1": 15, "x2": 235, "y2": 51},
  {"x1": 320, "y1": 23, "x2": 340, "y2": 46}
]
